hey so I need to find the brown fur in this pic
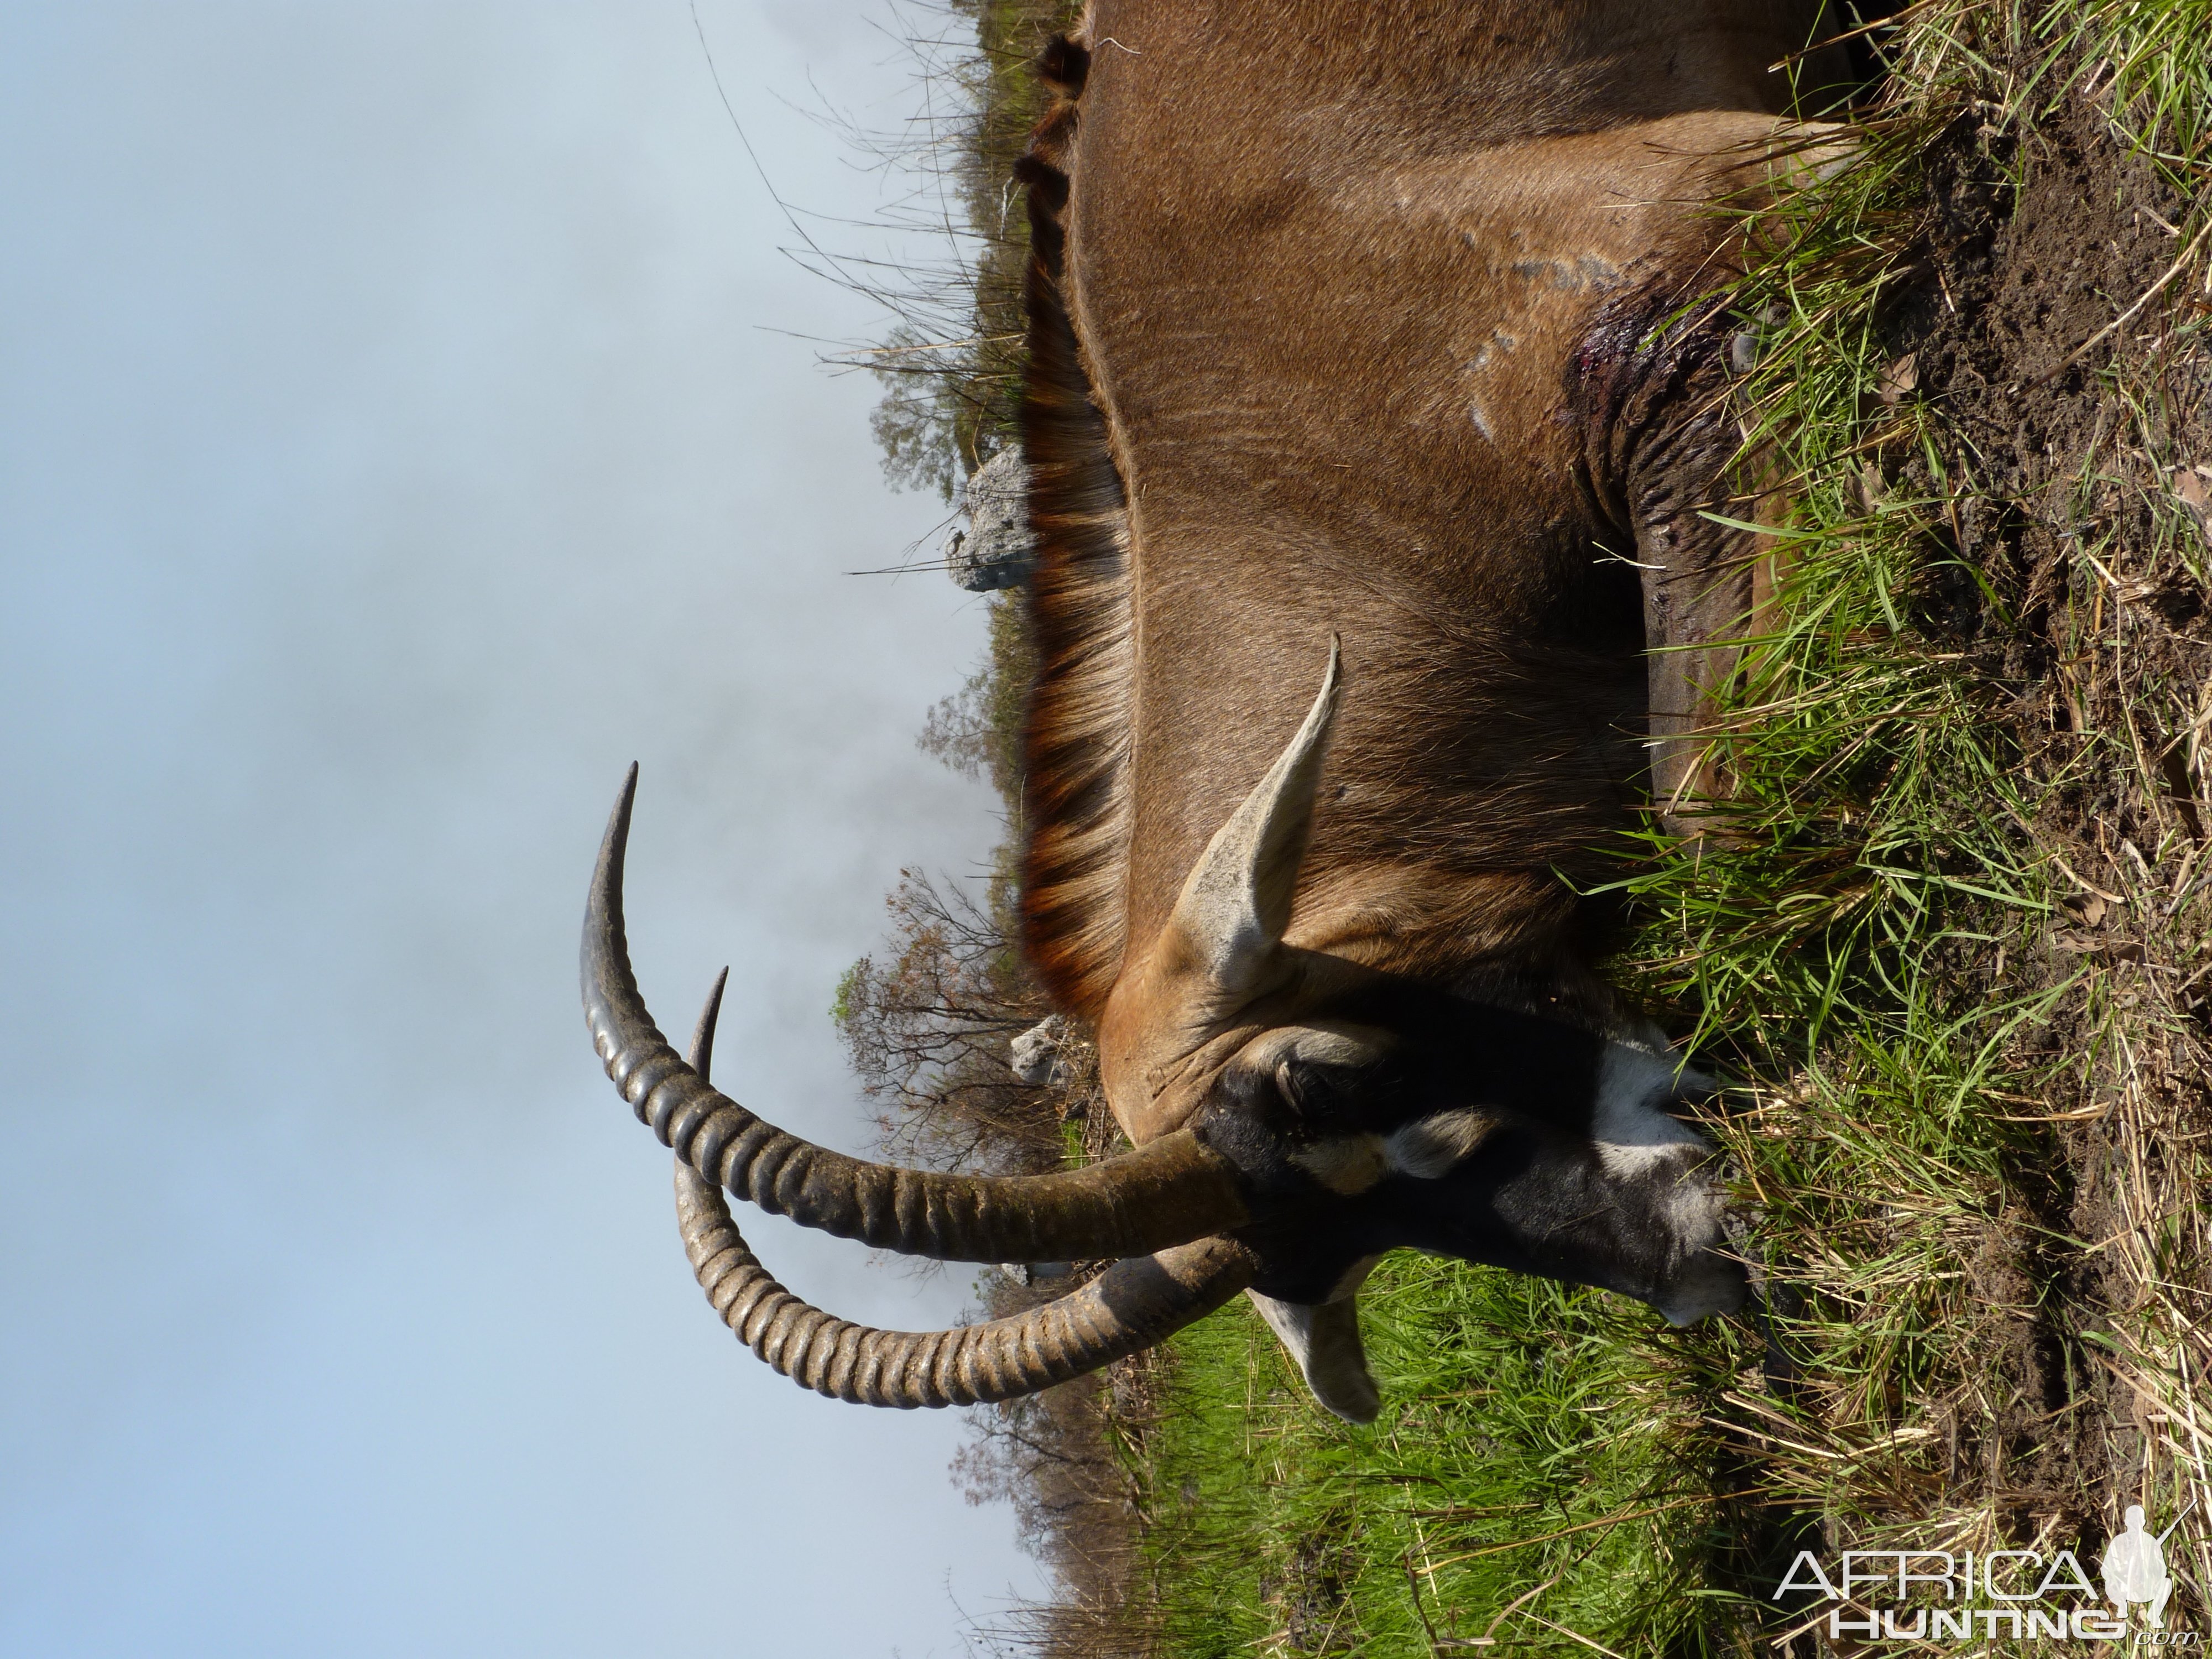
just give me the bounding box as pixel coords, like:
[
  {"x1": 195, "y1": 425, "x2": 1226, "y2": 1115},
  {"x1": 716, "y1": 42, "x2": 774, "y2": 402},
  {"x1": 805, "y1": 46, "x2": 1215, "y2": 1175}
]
[{"x1": 1014, "y1": 2, "x2": 1850, "y2": 1130}]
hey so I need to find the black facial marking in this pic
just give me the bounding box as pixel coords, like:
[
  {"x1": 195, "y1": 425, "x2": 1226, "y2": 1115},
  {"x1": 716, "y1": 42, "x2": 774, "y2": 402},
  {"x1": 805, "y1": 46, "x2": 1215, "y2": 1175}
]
[
  {"x1": 1282, "y1": 974, "x2": 1613, "y2": 1139},
  {"x1": 1201, "y1": 968, "x2": 1739, "y2": 1315}
]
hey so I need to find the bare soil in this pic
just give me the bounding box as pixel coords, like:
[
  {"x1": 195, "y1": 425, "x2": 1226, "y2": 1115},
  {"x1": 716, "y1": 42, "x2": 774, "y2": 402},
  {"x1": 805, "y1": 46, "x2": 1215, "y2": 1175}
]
[{"x1": 1885, "y1": 60, "x2": 2212, "y2": 1563}]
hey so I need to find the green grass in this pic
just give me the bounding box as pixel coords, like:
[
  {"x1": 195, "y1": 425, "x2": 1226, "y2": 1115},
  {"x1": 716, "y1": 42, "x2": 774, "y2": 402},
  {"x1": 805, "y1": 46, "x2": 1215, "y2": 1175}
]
[
  {"x1": 1133, "y1": 1259, "x2": 1719, "y2": 1658},
  {"x1": 1594, "y1": 25, "x2": 2077, "y2": 1575}
]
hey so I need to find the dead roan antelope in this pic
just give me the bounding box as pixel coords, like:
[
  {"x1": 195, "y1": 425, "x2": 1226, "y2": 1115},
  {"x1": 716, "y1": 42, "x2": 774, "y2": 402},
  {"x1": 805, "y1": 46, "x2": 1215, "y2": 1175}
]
[{"x1": 585, "y1": 1, "x2": 1857, "y2": 1422}]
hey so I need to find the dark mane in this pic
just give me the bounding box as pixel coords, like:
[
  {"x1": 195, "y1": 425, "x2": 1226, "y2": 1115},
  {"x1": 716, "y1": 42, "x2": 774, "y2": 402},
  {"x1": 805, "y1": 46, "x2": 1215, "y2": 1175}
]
[{"x1": 1013, "y1": 41, "x2": 1134, "y2": 1020}]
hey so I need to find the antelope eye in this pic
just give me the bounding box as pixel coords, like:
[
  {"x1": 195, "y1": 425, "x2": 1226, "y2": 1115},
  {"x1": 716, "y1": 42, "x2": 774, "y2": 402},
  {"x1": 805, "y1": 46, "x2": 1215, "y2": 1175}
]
[
  {"x1": 1275, "y1": 1055, "x2": 1345, "y2": 1120},
  {"x1": 1220, "y1": 1022, "x2": 1398, "y2": 1137}
]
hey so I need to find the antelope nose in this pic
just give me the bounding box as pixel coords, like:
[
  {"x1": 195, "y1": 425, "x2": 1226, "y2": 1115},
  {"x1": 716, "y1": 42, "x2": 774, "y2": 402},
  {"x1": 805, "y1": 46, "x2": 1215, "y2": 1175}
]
[{"x1": 1653, "y1": 1251, "x2": 1749, "y2": 1326}]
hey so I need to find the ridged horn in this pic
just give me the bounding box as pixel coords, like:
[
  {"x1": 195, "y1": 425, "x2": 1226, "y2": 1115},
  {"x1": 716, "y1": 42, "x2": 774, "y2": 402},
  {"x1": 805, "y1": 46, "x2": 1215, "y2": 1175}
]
[
  {"x1": 585, "y1": 766, "x2": 1254, "y2": 1262},
  {"x1": 675, "y1": 973, "x2": 1256, "y2": 1406}
]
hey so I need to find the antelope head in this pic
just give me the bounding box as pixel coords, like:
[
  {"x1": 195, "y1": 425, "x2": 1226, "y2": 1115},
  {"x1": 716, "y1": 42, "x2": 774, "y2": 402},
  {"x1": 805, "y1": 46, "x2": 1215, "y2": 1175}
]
[{"x1": 581, "y1": 646, "x2": 1743, "y2": 1421}]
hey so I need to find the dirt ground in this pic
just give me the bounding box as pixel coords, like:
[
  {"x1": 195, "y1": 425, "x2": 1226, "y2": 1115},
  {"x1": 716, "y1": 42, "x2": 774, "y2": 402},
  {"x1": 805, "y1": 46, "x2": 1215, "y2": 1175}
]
[{"x1": 1886, "y1": 53, "x2": 2212, "y2": 1577}]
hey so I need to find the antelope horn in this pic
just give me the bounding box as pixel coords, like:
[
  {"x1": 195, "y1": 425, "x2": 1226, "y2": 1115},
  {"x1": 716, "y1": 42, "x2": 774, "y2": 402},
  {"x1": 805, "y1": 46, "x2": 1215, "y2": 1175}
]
[
  {"x1": 1164, "y1": 637, "x2": 1340, "y2": 997},
  {"x1": 585, "y1": 766, "x2": 1254, "y2": 1262},
  {"x1": 675, "y1": 974, "x2": 1256, "y2": 1406}
]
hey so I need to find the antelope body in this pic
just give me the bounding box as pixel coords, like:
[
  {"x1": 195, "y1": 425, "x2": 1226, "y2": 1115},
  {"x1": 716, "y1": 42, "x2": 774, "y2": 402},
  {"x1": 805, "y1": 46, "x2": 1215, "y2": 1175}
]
[{"x1": 586, "y1": 0, "x2": 1851, "y2": 1421}]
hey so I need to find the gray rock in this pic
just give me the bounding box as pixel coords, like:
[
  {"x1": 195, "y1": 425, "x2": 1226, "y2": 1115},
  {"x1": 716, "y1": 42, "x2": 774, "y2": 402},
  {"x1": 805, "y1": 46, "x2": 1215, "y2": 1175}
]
[
  {"x1": 1009, "y1": 1015, "x2": 1071, "y2": 1088},
  {"x1": 998, "y1": 1261, "x2": 1074, "y2": 1287},
  {"x1": 943, "y1": 446, "x2": 1035, "y2": 591}
]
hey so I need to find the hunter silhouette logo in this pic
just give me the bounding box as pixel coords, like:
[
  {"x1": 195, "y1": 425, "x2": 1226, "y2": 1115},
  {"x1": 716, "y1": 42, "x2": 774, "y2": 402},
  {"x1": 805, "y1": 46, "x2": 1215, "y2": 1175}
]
[
  {"x1": 1773, "y1": 1501, "x2": 2201, "y2": 1644},
  {"x1": 2105, "y1": 1501, "x2": 2195, "y2": 1630}
]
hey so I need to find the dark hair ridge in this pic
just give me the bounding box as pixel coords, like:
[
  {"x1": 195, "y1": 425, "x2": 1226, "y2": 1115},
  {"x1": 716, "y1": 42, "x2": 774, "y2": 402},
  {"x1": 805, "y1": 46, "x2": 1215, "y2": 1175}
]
[{"x1": 1013, "y1": 43, "x2": 1139, "y2": 1019}]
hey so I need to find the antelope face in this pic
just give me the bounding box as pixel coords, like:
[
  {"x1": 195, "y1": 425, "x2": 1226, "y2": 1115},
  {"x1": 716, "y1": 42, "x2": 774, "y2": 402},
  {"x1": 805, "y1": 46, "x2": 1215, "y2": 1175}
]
[
  {"x1": 1094, "y1": 645, "x2": 1745, "y2": 1421},
  {"x1": 586, "y1": 643, "x2": 1740, "y2": 1427}
]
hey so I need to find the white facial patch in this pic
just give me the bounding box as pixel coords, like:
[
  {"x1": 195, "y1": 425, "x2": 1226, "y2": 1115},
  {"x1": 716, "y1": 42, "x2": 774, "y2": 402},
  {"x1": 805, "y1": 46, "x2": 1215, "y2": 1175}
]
[
  {"x1": 1592, "y1": 1042, "x2": 1712, "y2": 1178},
  {"x1": 1291, "y1": 1134, "x2": 1389, "y2": 1194},
  {"x1": 1463, "y1": 330, "x2": 1517, "y2": 444},
  {"x1": 1592, "y1": 1042, "x2": 1739, "y2": 1323},
  {"x1": 1384, "y1": 1108, "x2": 1498, "y2": 1178},
  {"x1": 1649, "y1": 1173, "x2": 1736, "y2": 1325},
  {"x1": 1256, "y1": 1020, "x2": 1395, "y2": 1071}
]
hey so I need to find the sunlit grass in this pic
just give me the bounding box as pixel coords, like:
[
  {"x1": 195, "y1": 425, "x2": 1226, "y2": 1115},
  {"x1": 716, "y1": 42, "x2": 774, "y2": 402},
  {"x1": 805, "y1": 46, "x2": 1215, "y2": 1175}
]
[{"x1": 1135, "y1": 1259, "x2": 1719, "y2": 1658}]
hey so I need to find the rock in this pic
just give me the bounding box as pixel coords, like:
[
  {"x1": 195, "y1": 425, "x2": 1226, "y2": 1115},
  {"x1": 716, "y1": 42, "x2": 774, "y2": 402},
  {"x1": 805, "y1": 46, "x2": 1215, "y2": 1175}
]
[
  {"x1": 1875, "y1": 351, "x2": 1919, "y2": 405},
  {"x1": 999, "y1": 1261, "x2": 1074, "y2": 1287},
  {"x1": 943, "y1": 446, "x2": 1035, "y2": 591},
  {"x1": 1009, "y1": 1015, "x2": 1071, "y2": 1088},
  {"x1": 2176, "y1": 464, "x2": 2210, "y2": 547}
]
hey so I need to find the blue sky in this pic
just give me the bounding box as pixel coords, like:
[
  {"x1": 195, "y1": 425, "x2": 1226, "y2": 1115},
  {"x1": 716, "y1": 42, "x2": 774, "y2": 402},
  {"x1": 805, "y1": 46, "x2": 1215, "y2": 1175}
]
[{"x1": 0, "y1": 4, "x2": 1043, "y2": 1653}]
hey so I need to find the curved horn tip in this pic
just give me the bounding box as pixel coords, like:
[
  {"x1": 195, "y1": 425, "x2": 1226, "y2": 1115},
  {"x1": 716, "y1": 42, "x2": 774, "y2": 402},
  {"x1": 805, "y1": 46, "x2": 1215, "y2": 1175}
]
[
  {"x1": 599, "y1": 761, "x2": 640, "y2": 867},
  {"x1": 1311, "y1": 634, "x2": 1342, "y2": 727},
  {"x1": 689, "y1": 968, "x2": 730, "y2": 1079},
  {"x1": 586, "y1": 763, "x2": 643, "y2": 941},
  {"x1": 582, "y1": 763, "x2": 651, "y2": 1053}
]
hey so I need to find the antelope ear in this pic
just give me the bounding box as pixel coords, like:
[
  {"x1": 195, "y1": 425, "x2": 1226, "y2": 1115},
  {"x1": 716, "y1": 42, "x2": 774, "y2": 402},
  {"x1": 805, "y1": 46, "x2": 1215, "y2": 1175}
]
[
  {"x1": 1162, "y1": 638, "x2": 1341, "y2": 997},
  {"x1": 1247, "y1": 1286, "x2": 1380, "y2": 1425}
]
